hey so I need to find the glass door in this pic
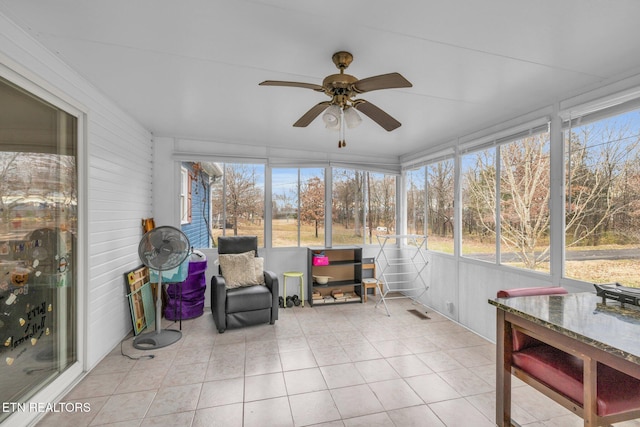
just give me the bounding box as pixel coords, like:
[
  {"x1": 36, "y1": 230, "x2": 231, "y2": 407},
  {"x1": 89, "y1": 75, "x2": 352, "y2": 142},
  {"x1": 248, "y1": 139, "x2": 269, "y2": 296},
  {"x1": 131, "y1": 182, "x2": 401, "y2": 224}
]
[{"x1": 0, "y1": 76, "x2": 77, "y2": 421}]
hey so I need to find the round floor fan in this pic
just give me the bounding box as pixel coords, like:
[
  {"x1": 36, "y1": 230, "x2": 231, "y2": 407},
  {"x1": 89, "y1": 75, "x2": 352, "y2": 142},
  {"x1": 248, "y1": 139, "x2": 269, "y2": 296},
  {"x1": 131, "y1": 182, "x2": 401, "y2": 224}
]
[{"x1": 133, "y1": 225, "x2": 190, "y2": 350}]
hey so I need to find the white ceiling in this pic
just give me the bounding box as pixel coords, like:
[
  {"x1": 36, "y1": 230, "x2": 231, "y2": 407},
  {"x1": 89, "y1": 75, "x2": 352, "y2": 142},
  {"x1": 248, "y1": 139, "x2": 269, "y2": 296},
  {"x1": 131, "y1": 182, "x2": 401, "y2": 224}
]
[{"x1": 2, "y1": 0, "x2": 640, "y2": 161}]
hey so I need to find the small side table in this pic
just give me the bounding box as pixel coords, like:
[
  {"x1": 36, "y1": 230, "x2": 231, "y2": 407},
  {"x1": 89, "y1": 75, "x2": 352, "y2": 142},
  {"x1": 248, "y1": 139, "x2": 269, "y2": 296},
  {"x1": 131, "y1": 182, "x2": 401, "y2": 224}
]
[
  {"x1": 362, "y1": 278, "x2": 383, "y2": 302},
  {"x1": 283, "y1": 271, "x2": 305, "y2": 307}
]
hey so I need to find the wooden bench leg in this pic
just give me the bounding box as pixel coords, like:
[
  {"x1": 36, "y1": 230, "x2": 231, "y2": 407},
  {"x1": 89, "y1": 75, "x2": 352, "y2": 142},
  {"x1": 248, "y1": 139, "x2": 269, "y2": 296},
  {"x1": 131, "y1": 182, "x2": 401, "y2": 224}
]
[
  {"x1": 496, "y1": 310, "x2": 513, "y2": 427},
  {"x1": 583, "y1": 357, "x2": 597, "y2": 427}
]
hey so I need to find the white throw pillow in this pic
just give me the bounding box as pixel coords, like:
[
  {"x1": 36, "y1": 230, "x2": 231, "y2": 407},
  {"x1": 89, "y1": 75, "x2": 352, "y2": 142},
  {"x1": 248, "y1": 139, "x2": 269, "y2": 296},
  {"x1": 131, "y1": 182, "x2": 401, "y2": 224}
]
[
  {"x1": 218, "y1": 250, "x2": 261, "y2": 289},
  {"x1": 254, "y1": 257, "x2": 265, "y2": 285}
]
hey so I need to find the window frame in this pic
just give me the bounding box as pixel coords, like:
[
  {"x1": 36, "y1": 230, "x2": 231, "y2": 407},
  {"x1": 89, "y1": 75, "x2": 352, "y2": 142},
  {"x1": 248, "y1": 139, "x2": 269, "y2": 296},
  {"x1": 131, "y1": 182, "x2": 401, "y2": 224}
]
[
  {"x1": 0, "y1": 67, "x2": 86, "y2": 426},
  {"x1": 561, "y1": 101, "x2": 640, "y2": 285},
  {"x1": 459, "y1": 120, "x2": 552, "y2": 274},
  {"x1": 180, "y1": 166, "x2": 191, "y2": 224}
]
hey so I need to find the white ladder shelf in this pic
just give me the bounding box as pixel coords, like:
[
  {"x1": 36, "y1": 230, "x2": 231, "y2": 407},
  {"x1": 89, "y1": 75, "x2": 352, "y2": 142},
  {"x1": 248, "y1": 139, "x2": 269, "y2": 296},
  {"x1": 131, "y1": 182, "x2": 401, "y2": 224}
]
[{"x1": 375, "y1": 234, "x2": 429, "y2": 316}]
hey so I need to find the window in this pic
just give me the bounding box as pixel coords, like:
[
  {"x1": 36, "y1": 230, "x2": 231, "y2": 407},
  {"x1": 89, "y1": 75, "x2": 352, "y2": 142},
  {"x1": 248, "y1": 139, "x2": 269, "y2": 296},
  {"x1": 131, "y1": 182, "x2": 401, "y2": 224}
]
[
  {"x1": 299, "y1": 168, "x2": 325, "y2": 246},
  {"x1": 211, "y1": 163, "x2": 265, "y2": 247},
  {"x1": 460, "y1": 126, "x2": 551, "y2": 271},
  {"x1": 186, "y1": 162, "x2": 397, "y2": 249},
  {"x1": 365, "y1": 172, "x2": 396, "y2": 244},
  {"x1": 500, "y1": 133, "x2": 550, "y2": 271},
  {"x1": 564, "y1": 106, "x2": 640, "y2": 286},
  {"x1": 271, "y1": 167, "x2": 325, "y2": 247},
  {"x1": 332, "y1": 168, "x2": 366, "y2": 245},
  {"x1": 0, "y1": 77, "x2": 78, "y2": 419},
  {"x1": 461, "y1": 147, "x2": 497, "y2": 261},
  {"x1": 426, "y1": 159, "x2": 454, "y2": 254},
  {"x1": 331, "y1": 168, "x2": 397, "y2": 245},
  {"x1": 406, "y1": 167, "x2": 425, "y2": 237},
  {"x1": 272, "y1": 168, "x2": 298, "y2": 247}
]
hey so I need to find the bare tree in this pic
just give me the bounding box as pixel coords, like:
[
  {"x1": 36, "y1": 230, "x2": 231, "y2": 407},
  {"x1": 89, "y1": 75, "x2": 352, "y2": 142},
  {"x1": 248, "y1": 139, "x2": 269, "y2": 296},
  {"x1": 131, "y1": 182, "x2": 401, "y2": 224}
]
[
  {"x1": 565, "y1": 123, "x2": 640, "y2": 247},
  {"x1": 0, "y1": 152, "x2": 78, "y2": 238},
  {"x1": 462, "y1": 149, "x2": 497, "y2": 242},
  {"x1": 332, "y1": 169, "x2": 364, "y2": 236},
  {"x1": 367, "y1": 173, "x2": 395, "y2": 236},
  {"x1": 499, "y1": 135, "x2": 551, "y2": 268},
  {"x1": 224, "y1": 164, "x2": 263, "y2": 236},
  {"x1": 427, "y1": 160, "x2": 454, "y2": 238},
  {"x1": 406, "y1": 169, "x2": 425, "y2": 235},
  {"x1": 300, "y1": 176, "x2": 324, "y2": 238},
  {"x1": 0, "y1": 152, "x2": 22, "y2": 219}
]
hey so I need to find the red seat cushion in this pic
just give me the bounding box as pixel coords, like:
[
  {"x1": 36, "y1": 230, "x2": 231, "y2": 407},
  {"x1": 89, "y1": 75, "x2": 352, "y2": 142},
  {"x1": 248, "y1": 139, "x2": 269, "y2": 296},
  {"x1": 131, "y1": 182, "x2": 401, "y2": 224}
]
[{"x1": 513, "y1": 345, "x2": 640, "y2": 416}]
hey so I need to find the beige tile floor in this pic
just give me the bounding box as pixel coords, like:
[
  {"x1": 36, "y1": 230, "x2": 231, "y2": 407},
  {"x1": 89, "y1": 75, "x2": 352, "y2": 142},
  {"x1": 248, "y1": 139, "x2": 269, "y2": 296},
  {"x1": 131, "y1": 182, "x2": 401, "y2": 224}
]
[{"x1": 36, "y1": 297, "x2": 640, "y2": 427}]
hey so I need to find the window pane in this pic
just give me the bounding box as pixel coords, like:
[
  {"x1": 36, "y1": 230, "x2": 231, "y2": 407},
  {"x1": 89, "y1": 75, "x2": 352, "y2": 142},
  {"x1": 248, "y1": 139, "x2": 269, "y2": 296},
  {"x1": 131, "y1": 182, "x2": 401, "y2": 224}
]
[
  {"x1": 225, "y1": 164, "x2": 264, "y2": 245},
  {"x1": 209, "y1": 163, "x2": 265, "y2": 247},
  {"x1": 299, "y1": 168, "x2": 325, "y2": 246},
  {"x1": 0, "y1": 77, "x2": 77, "y2": 417},
  {"x1": 427, "y1": 159, "x2": 454, "y2": 254},
  {"x1": 272, "y1": 168, "x2": 298, "y2": 247},
  {"x1": 565, "y1": 108, "x2": 640, "y2": 286},
  {"x1": 406, "y1": 167, "x2": 425, "y2": 237},
  {"x1": 366, "y1": 172, "x2": 396, "y2": 244},
  {"x1": 271, "y1": 168, "x2": 325, "y2": 248},
  {"x1": 500, "y1": 134, "x2": 550, "y2": 272},
  {"x1": 461, "y1": 148, "x2": 497, "y2": 261},
  {"x1": 332, "y1": 168, "x2": 365, "y2": 245}
]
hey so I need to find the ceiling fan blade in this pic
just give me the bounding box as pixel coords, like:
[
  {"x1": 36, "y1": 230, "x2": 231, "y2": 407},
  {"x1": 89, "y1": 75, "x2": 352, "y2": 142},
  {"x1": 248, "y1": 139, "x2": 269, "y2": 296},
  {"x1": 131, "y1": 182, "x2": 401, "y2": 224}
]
[
  {"x1": 353, "y1": 72, "x2": 412, "y2": 93},
  {"x1": 259, "y1": 80, "x2": 324, "y2": 91},
  {"x1": 293, "y1": 101, "x2": 331, "y2": 127},
  {"x1": 353, "y1": 99, "x2": 401, "y2": 131}
]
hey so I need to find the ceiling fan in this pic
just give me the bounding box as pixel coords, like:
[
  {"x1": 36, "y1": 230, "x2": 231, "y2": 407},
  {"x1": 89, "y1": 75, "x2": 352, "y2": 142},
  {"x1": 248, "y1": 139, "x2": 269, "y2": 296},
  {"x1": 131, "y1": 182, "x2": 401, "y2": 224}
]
[{"x1": 259, "y1": 51, "x2": 412, "y2": 147}]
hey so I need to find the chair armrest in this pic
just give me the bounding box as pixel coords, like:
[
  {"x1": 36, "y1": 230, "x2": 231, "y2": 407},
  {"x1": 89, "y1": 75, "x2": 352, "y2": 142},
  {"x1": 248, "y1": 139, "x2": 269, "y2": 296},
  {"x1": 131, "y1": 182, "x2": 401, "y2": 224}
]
[
  {"x1": 264, "y1": 270, "x2": 277, "y2": 290},
  {"x1": 264, "y1": 270, "x2": 279, "y2": 321},
  {"x1": 210, "y1": 275, "x2": 227, "y2": 331}
]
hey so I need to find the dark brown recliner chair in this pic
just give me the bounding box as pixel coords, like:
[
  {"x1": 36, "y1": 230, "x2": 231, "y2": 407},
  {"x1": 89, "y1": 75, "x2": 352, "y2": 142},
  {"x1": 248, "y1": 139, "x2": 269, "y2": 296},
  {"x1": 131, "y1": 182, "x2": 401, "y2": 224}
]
[{"x1": 211, "y1": 236, "x2": 278, "y2": 333}]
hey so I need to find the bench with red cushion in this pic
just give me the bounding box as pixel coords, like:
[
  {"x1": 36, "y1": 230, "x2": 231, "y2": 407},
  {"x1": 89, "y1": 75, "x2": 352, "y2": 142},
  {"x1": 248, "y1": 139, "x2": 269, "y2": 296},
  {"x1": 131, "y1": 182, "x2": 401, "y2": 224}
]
[
  {"x1": 513, "y1": 343, "x2": 640, "y2": 416},
  {"x1": 498, "y1": 286, "x2": 640, "y2": 419}
]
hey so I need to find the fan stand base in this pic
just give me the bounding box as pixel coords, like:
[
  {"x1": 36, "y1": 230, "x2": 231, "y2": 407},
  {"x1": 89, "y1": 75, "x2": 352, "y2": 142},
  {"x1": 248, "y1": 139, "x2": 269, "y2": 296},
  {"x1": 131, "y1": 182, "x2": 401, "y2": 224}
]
[{"x1": 133, "y1": 329, "x2": 182, "y2": 350}]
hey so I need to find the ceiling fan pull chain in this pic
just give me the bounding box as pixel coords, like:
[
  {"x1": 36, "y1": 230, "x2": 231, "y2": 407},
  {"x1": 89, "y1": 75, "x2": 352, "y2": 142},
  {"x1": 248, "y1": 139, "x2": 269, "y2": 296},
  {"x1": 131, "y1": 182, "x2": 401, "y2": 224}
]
[{"x1": 340, "y1": 108, "x2": 345, "y2": 148}]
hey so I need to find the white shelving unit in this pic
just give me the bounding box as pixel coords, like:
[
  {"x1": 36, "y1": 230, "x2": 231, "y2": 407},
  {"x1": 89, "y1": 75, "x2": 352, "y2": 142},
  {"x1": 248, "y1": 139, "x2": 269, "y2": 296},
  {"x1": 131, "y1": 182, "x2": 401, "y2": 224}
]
[{"x1": 375, "y1": 234, "x2": 429, "y2": 316}]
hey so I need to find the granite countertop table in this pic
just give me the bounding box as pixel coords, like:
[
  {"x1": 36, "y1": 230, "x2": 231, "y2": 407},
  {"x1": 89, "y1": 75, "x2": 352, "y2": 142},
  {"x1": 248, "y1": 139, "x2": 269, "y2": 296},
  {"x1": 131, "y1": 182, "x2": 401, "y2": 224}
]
[{"x1": 489, "y1": 291, "x2": 640, "y2": 366}]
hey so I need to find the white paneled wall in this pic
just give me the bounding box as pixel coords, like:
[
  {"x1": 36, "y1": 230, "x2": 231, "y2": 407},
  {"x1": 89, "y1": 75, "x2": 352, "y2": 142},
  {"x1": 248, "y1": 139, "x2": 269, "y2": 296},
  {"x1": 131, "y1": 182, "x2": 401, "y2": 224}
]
[
  {"x1": 86, "y1": 116, "x2": 152, "y2": 367},
  {"x1": 0, "y1": 9, "x2": 153, "y2": 379}
]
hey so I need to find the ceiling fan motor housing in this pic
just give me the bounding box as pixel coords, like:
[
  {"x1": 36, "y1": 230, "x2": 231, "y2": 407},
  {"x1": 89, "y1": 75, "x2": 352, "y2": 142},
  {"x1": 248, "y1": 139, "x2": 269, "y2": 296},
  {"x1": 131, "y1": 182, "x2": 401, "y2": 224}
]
[{"x1": 323, "y1": 73, "x2": 358, "y2": 106}]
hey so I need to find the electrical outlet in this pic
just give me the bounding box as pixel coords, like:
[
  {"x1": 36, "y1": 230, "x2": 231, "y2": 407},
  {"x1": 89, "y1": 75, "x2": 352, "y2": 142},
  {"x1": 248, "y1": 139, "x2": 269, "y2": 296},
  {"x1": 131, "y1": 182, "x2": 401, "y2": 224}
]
[{"x1": 445, "y1": 301, "x2": 454, "y2": 313}]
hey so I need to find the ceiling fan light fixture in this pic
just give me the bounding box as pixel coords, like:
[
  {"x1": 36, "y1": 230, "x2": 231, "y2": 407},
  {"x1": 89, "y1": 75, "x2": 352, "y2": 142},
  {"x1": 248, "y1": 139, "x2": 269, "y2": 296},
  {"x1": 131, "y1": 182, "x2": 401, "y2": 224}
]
[
  {"x1": 343, "y1": 106, "x2": 362, "y2": 129},
  {"x1": 322, "y1": 104, "x2": 341, "y2": 129}
]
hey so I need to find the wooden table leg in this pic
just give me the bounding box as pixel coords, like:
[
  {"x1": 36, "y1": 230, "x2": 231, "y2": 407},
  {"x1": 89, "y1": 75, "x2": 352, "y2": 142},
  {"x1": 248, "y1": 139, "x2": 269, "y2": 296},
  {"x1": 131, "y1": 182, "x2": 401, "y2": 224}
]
[
  {"x1": 496, "y1": 309, "x2": 513, "y2": 426},
  {"x1": 583, "y1": 357, "x2": 597, "y2": 426}
]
